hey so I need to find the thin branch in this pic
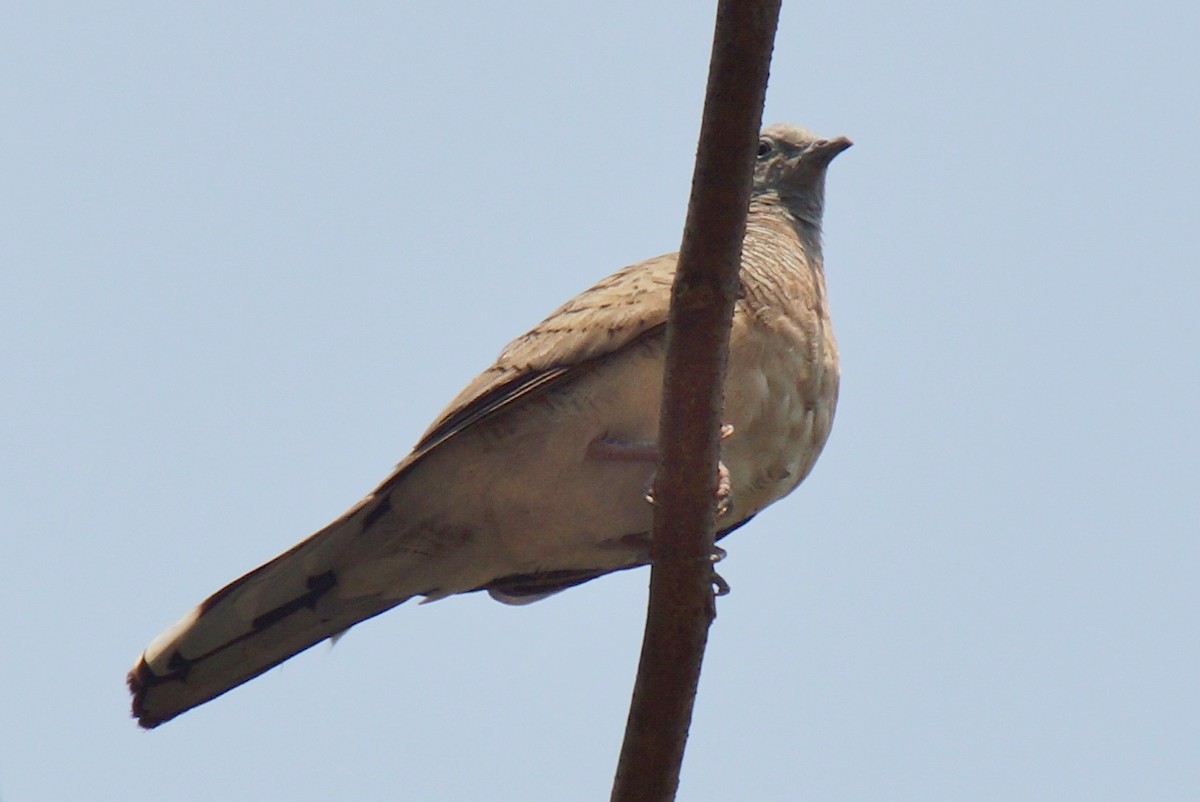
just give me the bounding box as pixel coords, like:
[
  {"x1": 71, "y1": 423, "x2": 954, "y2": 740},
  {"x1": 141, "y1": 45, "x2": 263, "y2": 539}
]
[{"x1": 609, "y1": 2, "x2": 782, "y2": 801}]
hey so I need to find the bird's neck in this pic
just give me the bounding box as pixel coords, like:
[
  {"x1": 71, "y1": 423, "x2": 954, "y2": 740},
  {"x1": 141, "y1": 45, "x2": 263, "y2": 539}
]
[
  {"x1": 749, "y1": 195, "x2": 824, "y2": 243},
  {"x1": 746, "y1": 202, "x2": 825, "y2": 263},
  {"x1": 739, "y1": 210, "x2": 830, "y2": 329}
]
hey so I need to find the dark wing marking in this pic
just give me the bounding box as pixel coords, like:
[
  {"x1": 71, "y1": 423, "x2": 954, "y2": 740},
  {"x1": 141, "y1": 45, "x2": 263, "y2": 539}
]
[{"x1": 412, "y1": 366, "x2": 572, "y2": 455}]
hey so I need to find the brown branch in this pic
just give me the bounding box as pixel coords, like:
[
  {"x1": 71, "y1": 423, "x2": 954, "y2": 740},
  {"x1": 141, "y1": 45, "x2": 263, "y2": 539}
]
[{"x1": 609, "y1": 2, "x2": 782, "y2": 801}]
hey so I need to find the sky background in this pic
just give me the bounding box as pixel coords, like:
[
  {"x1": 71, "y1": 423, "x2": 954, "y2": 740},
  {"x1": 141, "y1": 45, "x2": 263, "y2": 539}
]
[{"x1": 2, "y1": 2, "x2": 1197, "y2": 800}]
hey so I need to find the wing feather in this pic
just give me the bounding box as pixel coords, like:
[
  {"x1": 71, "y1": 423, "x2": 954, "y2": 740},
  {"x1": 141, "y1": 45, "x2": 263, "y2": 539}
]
[{"x1": 383, "y1": 252, "x2": 678, "y2": 485}]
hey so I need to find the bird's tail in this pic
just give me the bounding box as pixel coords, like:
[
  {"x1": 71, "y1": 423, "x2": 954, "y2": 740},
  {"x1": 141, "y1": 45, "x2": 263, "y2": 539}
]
[{"x1": 128, "y1": 497, "x2": 410, "y2": 728}]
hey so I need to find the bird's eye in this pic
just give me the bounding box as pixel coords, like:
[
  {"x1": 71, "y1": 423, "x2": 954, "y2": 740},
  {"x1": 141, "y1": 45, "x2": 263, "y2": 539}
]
[{"x1": 756, "y1": 138, "x2": 772, "y2": 158}]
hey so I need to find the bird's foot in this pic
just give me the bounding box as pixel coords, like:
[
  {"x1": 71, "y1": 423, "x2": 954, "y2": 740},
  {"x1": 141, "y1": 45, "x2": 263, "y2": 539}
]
[
  {"x1": 710, "y1": 569, "x2": 731, "y2": 597},
  {"x1": 709, "y1": 545, "x2": 731, "y2": 596},
  {"x1": 589, "y1": 425, "x2": 735, "y2": 517},
  {"x1": 714, "y1": 461, "x2": 732, "y2": 518},
  {"x1": 640, "y1": 461, "x2": 732, "y2": 517}
]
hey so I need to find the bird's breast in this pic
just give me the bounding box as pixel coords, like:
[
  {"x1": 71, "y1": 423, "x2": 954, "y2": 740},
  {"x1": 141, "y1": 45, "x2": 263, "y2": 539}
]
[{"x1": 721, "y1": 308, "x2": 839, "y2": 516}]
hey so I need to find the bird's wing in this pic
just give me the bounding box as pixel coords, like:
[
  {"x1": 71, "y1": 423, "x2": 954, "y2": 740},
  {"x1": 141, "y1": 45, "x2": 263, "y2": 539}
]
[
  {"x1": 385, "y1": 252, "x2": 679, "y2": 480},
  {"x1": 128, "y1": 253, "x2": 681, "y2": 728}
]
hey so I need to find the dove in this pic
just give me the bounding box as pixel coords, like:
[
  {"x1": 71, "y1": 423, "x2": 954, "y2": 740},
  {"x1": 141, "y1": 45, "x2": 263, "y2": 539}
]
[{"x1": 128, "y1": 124, "x2": 851, "y2": 728}]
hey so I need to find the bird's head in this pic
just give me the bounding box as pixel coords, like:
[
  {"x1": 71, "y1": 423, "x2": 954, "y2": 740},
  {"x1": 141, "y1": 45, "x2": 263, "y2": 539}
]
[{"x1": 752, "y1": 124, "x2": 852, "y2": 229}]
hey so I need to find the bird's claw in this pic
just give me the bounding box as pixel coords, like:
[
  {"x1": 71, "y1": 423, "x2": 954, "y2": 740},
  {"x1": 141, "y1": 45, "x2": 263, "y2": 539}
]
[
  {"x1": 715, "y1": 461, "x2": 732, "y2": 518},
  {"x1": 643, "y1": 460, "x2": 733, "y2": 518},
  {"x1": 710, "y1": 567, "x2": 731, "y2": 597},
  {"x1": 709, "y1": 546, "x2": 730, "y2": 596}
]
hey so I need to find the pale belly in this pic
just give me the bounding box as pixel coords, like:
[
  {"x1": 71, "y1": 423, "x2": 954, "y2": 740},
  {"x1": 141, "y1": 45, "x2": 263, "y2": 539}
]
[
  {"x1": 343, "y1": 321, "x2": 838, "y2": 599},
  {"x1": 721, "y1": 320, "x2": 839, "y2": 514}
]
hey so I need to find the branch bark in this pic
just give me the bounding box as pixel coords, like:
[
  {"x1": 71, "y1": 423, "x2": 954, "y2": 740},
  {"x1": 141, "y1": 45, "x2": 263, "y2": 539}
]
[{"x1": 609, "y1": 2, "x2": 782, "y2": 800}]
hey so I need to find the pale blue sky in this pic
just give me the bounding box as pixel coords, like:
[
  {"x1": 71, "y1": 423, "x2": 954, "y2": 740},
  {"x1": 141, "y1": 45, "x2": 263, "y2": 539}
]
[{"x1": 2, "y1": 2, "x2": 1197, "y2": 800}]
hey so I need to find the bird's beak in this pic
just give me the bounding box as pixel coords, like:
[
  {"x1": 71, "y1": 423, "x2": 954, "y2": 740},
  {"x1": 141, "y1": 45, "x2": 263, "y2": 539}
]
[{"x1": 807, "y1": 136, "x2": 853, "y2": 164}]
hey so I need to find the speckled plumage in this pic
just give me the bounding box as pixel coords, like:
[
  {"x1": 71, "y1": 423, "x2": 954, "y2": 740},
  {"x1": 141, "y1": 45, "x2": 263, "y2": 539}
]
[{"x1": 128, "y1": 124, "x2": 851, "y2": 728}]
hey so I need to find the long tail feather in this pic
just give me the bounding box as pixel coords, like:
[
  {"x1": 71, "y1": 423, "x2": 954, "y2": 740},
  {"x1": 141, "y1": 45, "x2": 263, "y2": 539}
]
[{"x1": 128, "y1": 501, "x2": 409, "y2": 728}]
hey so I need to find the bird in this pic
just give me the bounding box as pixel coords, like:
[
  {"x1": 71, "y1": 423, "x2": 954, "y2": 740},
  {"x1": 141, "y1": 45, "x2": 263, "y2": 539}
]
[{"x1": 128, "y1": 124, "x2": 851, "y2": 728}]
